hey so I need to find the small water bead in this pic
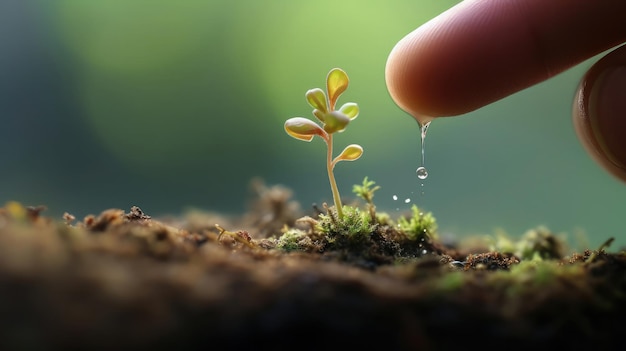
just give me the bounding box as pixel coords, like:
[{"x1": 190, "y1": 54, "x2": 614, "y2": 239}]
[
  {"x1": 392, "y1": 195, "x2": 398, "y2": 201},
  {"x1": 404, "y1": 198, "x2": 411, "y2": 204},
  {"x1": 416, "y1": 166, "x2": 428, "y2": 180},
  {"x1": 415, "y1": 120, "x2": 431, "y2": 183},
  {"x1": 413, "y1": 113, "x2": 434, "y2": 128}
]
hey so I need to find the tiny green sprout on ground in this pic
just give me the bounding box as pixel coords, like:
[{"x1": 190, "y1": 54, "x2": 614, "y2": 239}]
[
  {"x1": 352, "y1": 176, "x2": 381, "y2": 222},
  {"x1": 284, "y1": 68, "x2": 362, "y2": 219}
]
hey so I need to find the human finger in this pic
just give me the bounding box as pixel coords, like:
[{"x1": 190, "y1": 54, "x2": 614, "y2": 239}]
[
  {"x1": 573, "y1": 44, "x2": 626, "y2": 183},
  {"x1": 385, "y1": 0, "x2": 626, "y2": 119}
]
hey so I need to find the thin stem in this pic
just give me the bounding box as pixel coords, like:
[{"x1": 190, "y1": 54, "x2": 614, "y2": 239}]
[{"x1": 326, "y1": 134, "x2": 343, "y2": 218}]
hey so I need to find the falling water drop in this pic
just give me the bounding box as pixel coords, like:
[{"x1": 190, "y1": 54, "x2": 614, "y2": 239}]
[
  {"x1": 416, "y1": 120, "x2": 431, "y2": 180},
  {"x1": 416, "y1": 167, "x2": 428, "y2": 180}
]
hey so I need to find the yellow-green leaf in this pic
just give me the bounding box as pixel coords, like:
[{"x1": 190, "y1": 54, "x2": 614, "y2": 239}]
[
  {"x1": 335, "y1": 144, "x2": 363, "y2": 162},
  {"x1": 338, "y1": 102, "x2": 359, "y2": 119},
  {"x1": 312, "y1": 109, "x2": 326, "y2": 123},
  {"x1": 323, "y1": 111, "x2": 350, "y2": 134},
  {"x1": 305, "y1": 88, "x2": 327, "y2": 113},
  {"x1": 326, "y1": 68, "x2": 349, "y2": 110},
  {"x1": 284, "y1": 117, "x2": 326, "y2": 141}
]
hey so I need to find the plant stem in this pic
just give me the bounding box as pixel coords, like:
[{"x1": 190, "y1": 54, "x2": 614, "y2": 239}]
[{"x1": 326, "y1": 135, "x2": 343, "y2": 218}]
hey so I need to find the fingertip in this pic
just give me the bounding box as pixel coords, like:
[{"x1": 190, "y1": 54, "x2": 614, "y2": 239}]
[
  {"x1": 573, "y1": 44, "x2": 626, "y2": 182},
  {"x1": 385, "y1": 0, "x2": 545, "y2": 119},
  {"x1": 385, "y1": 3, "x2": 478, "y2": 119},
  {"x1": 386, "y1": 0, "x2": 626, "y2": 120}
]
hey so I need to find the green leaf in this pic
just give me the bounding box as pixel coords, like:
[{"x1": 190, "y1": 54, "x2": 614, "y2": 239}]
[
  {"x1": 305, "y1": 88, "x2": 328, "y2": 113},
  {"x1": 338, "y1": 102, "x2": 359, "y2": 119},
  {"x1": 323, "y1": 111, "x2": 350, "y2": 134},
  {"x1": 335, "y1": 144, "x2": 363, "y2": 162},
  {"x1": 326, "y1": 68, "x2": 349, "y2": 110},
  {"x1": 312, "y1": 109, "x2": 326, "y2": 123},
  {"x1": 284, "y1": 117, "x2": 326, "y2": 141}
]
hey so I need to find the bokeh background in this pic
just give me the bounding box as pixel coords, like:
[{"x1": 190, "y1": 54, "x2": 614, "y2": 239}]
[{"x1": 2, "y1": 0, "x2": 624, "y2": 249}]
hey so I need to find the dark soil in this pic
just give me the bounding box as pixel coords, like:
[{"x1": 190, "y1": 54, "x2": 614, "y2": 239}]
[{"x1": 1, "y1": 181, "x2": 625, "y2": 350}]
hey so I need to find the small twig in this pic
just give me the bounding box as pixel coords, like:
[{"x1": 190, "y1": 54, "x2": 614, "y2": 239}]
[
  {"x1": 585, "y1": 237, "x2": 615, "y2": 264},
  {"x1": 215, "y1": 224, "x2": 256, "y2": 248},
  {"x1": 295, "y1": 216, "x2": 319, "y2": 232}
]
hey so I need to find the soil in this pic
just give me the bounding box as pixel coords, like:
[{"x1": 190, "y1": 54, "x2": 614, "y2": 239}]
[{"x1": 1, "y1": 179, "x2": 625, "y2": 350}]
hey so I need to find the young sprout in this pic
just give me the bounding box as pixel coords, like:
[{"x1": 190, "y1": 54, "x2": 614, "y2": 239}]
[
  {"x1": 352, "y1": 177, "x2": 380, "y2": 206},
  {"x1": 352, "y1": 177, "x2": 380, "y2": 222},
  {"x1": 284, "y1": 68, "x2": 362, "y2": 218}
]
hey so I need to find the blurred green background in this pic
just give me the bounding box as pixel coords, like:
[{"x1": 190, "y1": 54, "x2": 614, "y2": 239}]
[{"x1": 1, "y1": 0, "x2": 624, "y2": 249}]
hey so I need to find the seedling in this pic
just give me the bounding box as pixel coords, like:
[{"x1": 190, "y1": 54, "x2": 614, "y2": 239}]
[
  {"x1": 352, "y1": 177, "x2": 380, "y2": 222},
  {"x1": 284, "y1": 68, "x2": 362, "y2": 219}
]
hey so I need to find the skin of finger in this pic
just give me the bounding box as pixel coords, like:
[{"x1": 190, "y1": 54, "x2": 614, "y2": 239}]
[
  {"x1": 573, "y1": 44, "x2": 626, "y2": 183},
  {"x1": 385, "y1": 0, "x2": 626, "y2": 118}
]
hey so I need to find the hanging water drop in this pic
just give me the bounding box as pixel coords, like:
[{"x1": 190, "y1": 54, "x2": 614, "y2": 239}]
[
  {"x1": 416, "y1": 166, "x2": 428, "y2": 180},
  {"x1": 412, "y1": 113, "x2": 434, "y2": 127},
  {"x1": 415, "y1": 121, "x2": 431, "y2": 180},
  {"x1": 419, "y1": 122, "x2": 430, "y2": 165}
]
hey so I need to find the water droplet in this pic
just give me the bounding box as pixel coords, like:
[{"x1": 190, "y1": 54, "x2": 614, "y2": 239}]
[
  {"x1": 416, "y1": 166, "x2": 428, "y2": 180},
  {"x1": 412, "y1": 113, "x2": 434, "y2": 127},
  {"x1": 392, "y1": 195, "x2": 398, "y2": 201},
  {"x1": 419, "y1": 122, "x2": 430, "y2": 166},
  {"x1": 404, "y1": 198, "x2": 411, "y2": 203},
  {"x1": 415, "y1": 121, "x2": 431, "y2": 181}
]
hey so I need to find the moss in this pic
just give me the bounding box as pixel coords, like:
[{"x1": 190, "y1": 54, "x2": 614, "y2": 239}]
[
  {"x1": 276, "y1": 228, "x2": 312, "y2": 252},
  {"x1": 488, "y1": 226, "x2": 568, "y2": 260},
  {"x1": 396, "y1": 204, "x2": 437, "y2": 241},
  {"x1": 317, "y1": 205, "x2": 374, "y2": 249},
  {"x1": 373, "y1": 211, "x2": 392, "y2": 226}
]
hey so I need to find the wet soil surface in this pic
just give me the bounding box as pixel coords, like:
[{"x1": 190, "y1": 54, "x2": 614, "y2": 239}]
[{"x1": 1, "y1": 183, "x2": 625, "y2": 350}]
